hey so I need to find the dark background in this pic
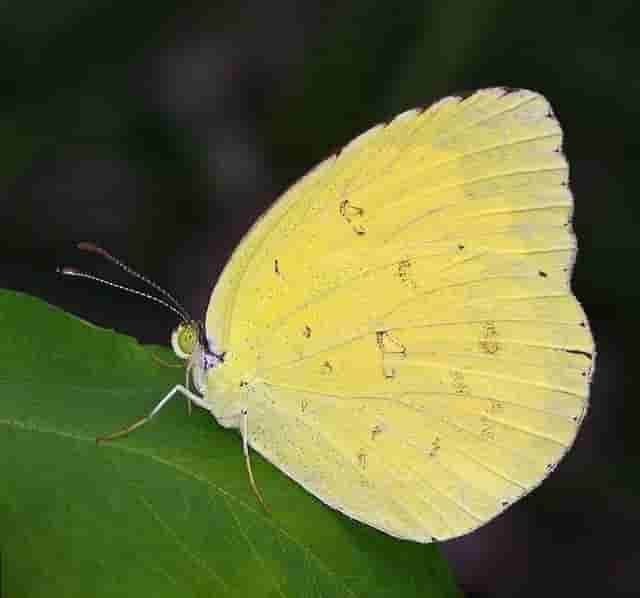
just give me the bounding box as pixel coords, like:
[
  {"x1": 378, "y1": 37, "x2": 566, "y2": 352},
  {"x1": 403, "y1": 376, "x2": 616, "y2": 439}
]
[{"x1": 1, "y1": 1, "x2": 637, "y2": 596}]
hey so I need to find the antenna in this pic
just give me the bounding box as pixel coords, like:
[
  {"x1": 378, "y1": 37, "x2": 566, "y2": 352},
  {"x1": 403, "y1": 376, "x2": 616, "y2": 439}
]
[
  {"x1": 75, "y1": 242, "x2": 191, "y2": 320},
  {"x1": 58, "y1": 267, "x2": 189, "y2": 322}
]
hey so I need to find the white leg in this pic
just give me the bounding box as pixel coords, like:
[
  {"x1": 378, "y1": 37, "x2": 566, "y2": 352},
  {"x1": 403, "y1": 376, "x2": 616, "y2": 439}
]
[
  {"x1": 185, "y1": 363, "x2": 193, "y2": 416},
  {"x1": 240, "y1": 408, "x2": 267, "y2": 511},
  {"x1": 97, "y1": 385, "x2": 208, "y2": 443},
  {"x1": 150, "y1": 385, "x2": 209, "y2": 417}
]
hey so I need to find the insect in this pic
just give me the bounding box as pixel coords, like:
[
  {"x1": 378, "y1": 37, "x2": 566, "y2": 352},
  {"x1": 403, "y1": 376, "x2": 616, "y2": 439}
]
[{"x1": 62, "y1": 88, "x2": 594, "y2": 542}]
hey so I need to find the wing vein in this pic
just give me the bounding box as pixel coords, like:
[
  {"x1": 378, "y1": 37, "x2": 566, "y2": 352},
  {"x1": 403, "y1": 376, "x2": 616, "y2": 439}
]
[
  {"x1": 256, "y1": 386, "x2": 450, "y2": 537},
  {"x1": 260, "y1": 383, "x2": 541, "y2": 487},
  {"x1": 340, "y1": 92, "x2": 543, "y2": 203}
]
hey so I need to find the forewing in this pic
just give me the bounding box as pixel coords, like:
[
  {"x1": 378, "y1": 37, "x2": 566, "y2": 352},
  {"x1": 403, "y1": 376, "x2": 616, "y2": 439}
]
[{"x1": 207, "y1": 88, "x2": 594, "y2": 541}]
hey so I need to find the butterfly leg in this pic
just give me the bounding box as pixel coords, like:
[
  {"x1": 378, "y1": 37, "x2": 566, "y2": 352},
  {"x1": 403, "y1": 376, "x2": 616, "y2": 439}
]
[
  {"x1": 185, "y1": 362, "x2": 193, "y2": 417},
  {"x1": 236, "y1": 408, "x2": 268, "y2": 512},
  {"x1": 207, "y1": 408, "x2": 268, "y2": 511},
  {"x1": 149, "y1": 351, "x2": 183, "y2": 369},
  {"x1": 96, "y1": 385, "x2": 208, "y2": 443}
]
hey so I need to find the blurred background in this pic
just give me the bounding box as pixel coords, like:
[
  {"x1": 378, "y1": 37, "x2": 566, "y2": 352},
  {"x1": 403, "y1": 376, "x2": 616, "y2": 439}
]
[{"x1": 1, "y1": 1, "x2": 637, "y2": 595}]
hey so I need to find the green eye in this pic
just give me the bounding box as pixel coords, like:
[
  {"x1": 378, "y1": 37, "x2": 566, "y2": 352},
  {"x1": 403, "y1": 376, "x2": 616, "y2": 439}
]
[{"x1": 171, "y1": 322, "x2": 198, "y2": 359}]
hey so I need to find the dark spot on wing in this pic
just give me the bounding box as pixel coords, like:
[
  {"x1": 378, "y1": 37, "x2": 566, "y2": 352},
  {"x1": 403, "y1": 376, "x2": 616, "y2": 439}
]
[
  {"x1": 572, "y1": 411, "x2": 586, "y2": 424},
  {"x1": 428, "y1": 436, "x2": 441, "y2": 457},
  {"x1": 357, "y1": 451, "x2": 367, "y2": 470},
  {"x1": 538, "y1": 270, "x2": 548, "y2": 277},
  {"x1": 303, "y1": 325, "x2": 312, "y2": 338},
  {"x1": 487, "y1": 399, "x2": 503, "y2": 414},
  {"x1": 565, "y1": 349, "x2": 592, "y2": 358},
  {"x1": 371, "y1": 424, "x2": 385, "y2": 440},
  {"x1": 340, "y1": 199, "x2": 367, "y2": 236},
  {"x1": 376, "y1": 330, "x2": 407, "y2": 379},
  {"x1": 480, "y1": 417, "x2": 495, "y2": 440},
  {"x1": 397, "y1": 259, "x2": 417, "y2": 290},
  {"x1": 450, "y1": 370, "x2": 470, "y2": 396},
  {"x1": 376, "y1": 330, "x2": 407, "y2": 355},
  {"x1": 479, "y1": 321, "x2": 500, "y2": 354}
]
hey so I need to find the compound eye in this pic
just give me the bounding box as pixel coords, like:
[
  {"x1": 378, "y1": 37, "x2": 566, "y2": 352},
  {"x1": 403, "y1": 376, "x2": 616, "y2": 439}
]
[{"x1": 171, "y1": 322, "x2": 198, "y2": 360}]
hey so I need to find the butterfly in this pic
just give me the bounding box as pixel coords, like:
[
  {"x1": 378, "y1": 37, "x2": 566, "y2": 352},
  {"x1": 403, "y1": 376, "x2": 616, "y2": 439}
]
[{"x1": 64, "y1": 88, "x2": 594, "y2": 542}]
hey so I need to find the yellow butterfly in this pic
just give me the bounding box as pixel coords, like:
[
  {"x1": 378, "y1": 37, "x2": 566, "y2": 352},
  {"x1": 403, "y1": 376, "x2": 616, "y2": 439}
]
[{"x1": 66, "y1": 88, "x2": 594, "y2": 542}]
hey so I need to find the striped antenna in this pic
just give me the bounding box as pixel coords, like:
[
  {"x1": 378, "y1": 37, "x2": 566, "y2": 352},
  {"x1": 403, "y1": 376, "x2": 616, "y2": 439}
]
[
  {"x1": 58, "y1": 267, "x2": 189, "y2": 322},
  {"x1": 75, "y1": 243, "x2": 191, "y2": 321}
]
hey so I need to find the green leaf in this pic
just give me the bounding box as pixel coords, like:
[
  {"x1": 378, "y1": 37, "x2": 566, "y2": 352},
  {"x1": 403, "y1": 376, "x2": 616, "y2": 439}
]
[{"x1": 0, "y1": 289, "x2": 460, "y2": 597}]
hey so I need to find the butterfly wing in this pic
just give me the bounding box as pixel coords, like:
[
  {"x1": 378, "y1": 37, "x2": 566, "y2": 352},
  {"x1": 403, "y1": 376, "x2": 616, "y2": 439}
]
[{"x1": 206, "y1": 88, "x2": 594, "y2": 542}]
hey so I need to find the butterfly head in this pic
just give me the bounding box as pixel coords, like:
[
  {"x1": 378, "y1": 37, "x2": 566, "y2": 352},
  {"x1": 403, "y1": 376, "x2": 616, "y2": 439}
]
[
  {"x1": 171, "y1": 320, "x2": 225, "y2": 394},
  {"x1": 59, "y1": 243, "x2": 226, "y2": 395},
  {"x1": 171, "y1": 320, "x2": 199, "y2": 360}
]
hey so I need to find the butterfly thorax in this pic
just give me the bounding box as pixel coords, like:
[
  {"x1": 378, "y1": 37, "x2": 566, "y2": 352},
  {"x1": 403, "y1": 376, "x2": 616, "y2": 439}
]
[
  {"x1": 171, "y1": 321, "x2": 224, "y2": 396},
  {"x1": 171, "y1": 320, "x2": 246, "y2": 426}
]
